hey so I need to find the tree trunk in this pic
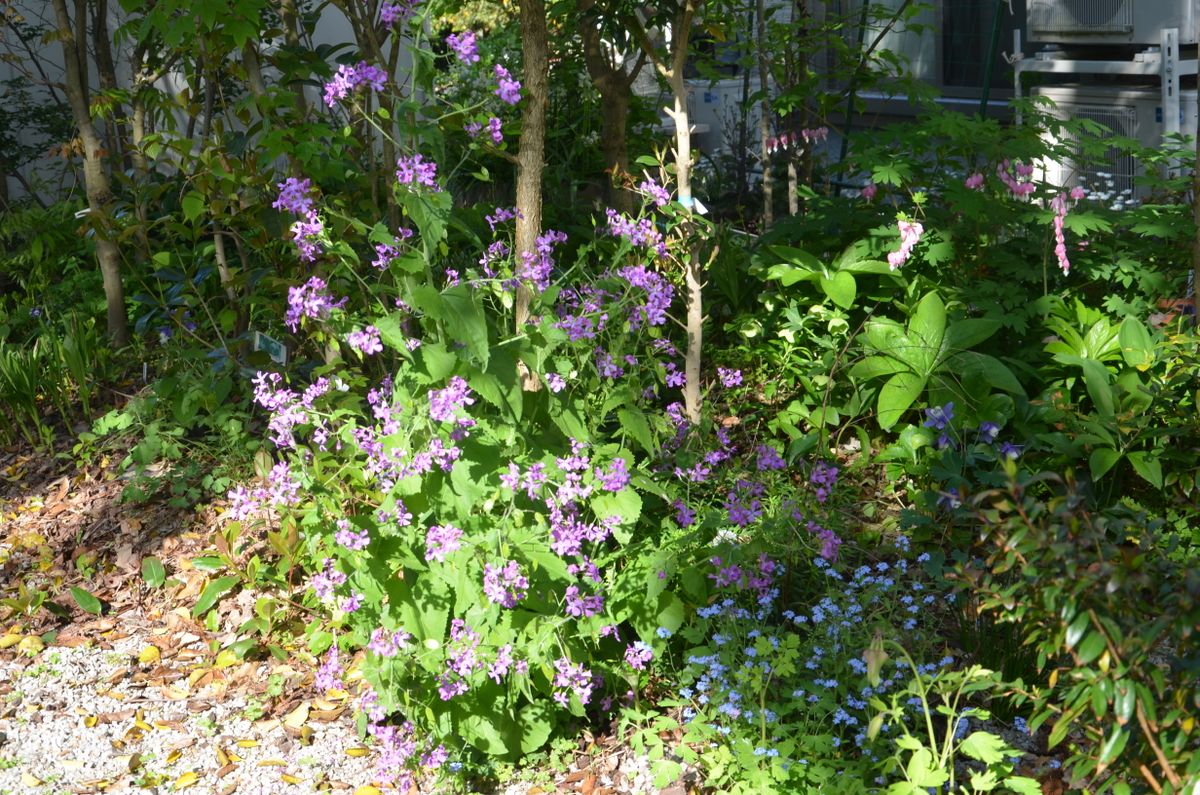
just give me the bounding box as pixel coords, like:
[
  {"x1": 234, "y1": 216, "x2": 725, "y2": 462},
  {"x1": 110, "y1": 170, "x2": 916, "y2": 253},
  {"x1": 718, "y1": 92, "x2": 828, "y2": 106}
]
[
  {"x1": 598, "y1": 85, "x2": 633, "y2": 212},
  {"x1": 514, "y1": 0, "x2": 549, "y2": 341},
  {"x1": 277, "y1": 0, "x2": 309, "y2": 117},
  {"x1": 1193, "y1": 126, "x2": 1200, "y2": 323},
  {"x1": 53, "y1": 0, "x2": 128, "y2": 345},
  {"x1": 756, "y1": 0, "x2": 773, "y2": 227}
]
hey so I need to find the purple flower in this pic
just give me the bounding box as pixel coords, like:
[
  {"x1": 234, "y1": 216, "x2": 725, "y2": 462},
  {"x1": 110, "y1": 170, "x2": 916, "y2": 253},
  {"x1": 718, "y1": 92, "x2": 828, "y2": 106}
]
[
  {"x1": 273, "y1": 177, "x2": 315, "y2": 216},
  {"x1": 607, "y1": 209, "x2": 667, "y2": 259},
  {"x1": 487, "y1": 116, "x2": 503, "y2": 144},
  {"x1": 323, "y1": 61, "x2": 387, "y2": 107},
  {"x1": 810, "y1": 461, "x2": 839, "y2": 503},
  {"x1": 937, "y1": 488, "x2": 962, "y2": 510},
  {"x1": 545, "y1": 373, "x2": 566, "y2": 393},
  {"x1": 395, "y1": 154, "x2": 439, "y2": 190},
  {"x1": 638, "y1": 178, "x2": 670, "y2": 207},
  {"x1": 756, "y1": 445, "x2": 786, "y2": 472},
  {"x1": 310, "y1": 558, "x2": 346, "y2": 600},
  {"x1": 552, "y1": 657, "x2": 593, "y2": 706},
  {"x1": 998, "y1": 441, "x2": 1022, "y2": 459},
  {"x1": 483, "y1": 560, "x2": 529, "y2": 608},
  {"x1": 380, "y1": 1, "x2": 416, "y2": 25},
  {"x1": 446, "y1": 31, "x2": 480, "y2": 64},
  {"x1": 348, "y1": 325, "x2": 383, "y2": 355},
  {"x1": 625, "y1": 641, "x2": 654, "y2": 670},
  {"x1": 493, "y1": 63, "x2": 521, "y2": 104},
  {"x1": 285, "y1": 277, "x2": 346, "y2": 331},
  {"x1": 923, "y1": 402, "x2": 955, "y2": 432},
  {"x1": 289, "y1": 211, "x2": 324, "y2": 262},
  {"x1": 718, "y1": 367, "x2": 742, "y2": 388},
  {"x1": 428, "y1": 376, "x2": 475, "y2": 425},
  {"x1": 564, "y1": 584, "x2": 604, "y2": 617},
  {"x1": 595, "y1": 457, "x2": 630, "y2": 491},
  {"x1": 315, "y1": 645, "x2": 343, "y2": 691},
  {"x1": 488, "y1": 644, "x2": 515, "y2": 682},
  {"x1": 340, "y1": 592, "x2": 363, "y2": 613},
  {"x1": 425, "y1": 523, "x2": 463, "y2": 562},
  {"x1": 335, "y1": 518, "x2": 370, "y2": 550},
  {"x1": 673, "y1": 499, "x2": 695, "y2": 527},
  {"x1": 979, "y1": 422, "x2": 1000, "y2": 444},
  {"x1": 368, "y1": 627, "x2": 411, "y2": 657},
  {"x1": 619, "y1": 264, "x2": 673, "y2": 328}
]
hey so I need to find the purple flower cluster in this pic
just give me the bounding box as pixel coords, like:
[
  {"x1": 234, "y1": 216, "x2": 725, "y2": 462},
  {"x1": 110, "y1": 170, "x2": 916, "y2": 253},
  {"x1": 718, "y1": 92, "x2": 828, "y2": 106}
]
[
  {"x1": 552, "y1": 657, "x2": 594, "y2": 706},
  {"x1": 595, "y1": 457, "x2": 630, "y2": 492},
  {"x1": 619, "y1": 264, "x2": 673, "y2": 329},
  {"x1": 606, "y1": 208, "x2": 667, "y2": 258},
  {"x1": 564, "y1": 583, "x2": 605, "y2": 617},
  {"x1": 323, "y1": 61, "x2": 387, "y2": 107},
  {"x1": 428, "y1": 376, "x2": 475, "y2": 425},
  {"x1": 466, "y1": 117, "x2": 503, "y2": 144},
  {"x1": 371, "y1": 228, "x2": 414, "y2": 270},
  {"x1": 285, "y1": 276, "x2": 346, "y2": 331},
  {"x1": 923, "y1": 402, "x2": 955, "y2": 448},
  {"x1": 368, "y1": 627, "x2": 411, "y2": 657},
  {"x1": 273, "y1": 177, "x2": 315, "y2": 216},
  {"x1": 638, "y1": 178, "x2": 670, "y2": 207},
  {"x1": 810, "y1": 461, "x2": 839, "y2": 503},
  {"x1": 446, "y1": 30, "x2": 480, "y2": 64},
  {"x1": 756, "y1": 444, "x2": 786, "y2": 472},
  {"x1": 335, "y1": 518, "x2": 369, "y2": 551},
  {"x1": 379, "y1": 1, "x2": 417, "y2": 26},
  {"x1": 625, "y1": 641, "x2": 654, "y2": 670},
  {"x1": 425, "y1": 523, "x2": 463, "y2": 562},
  {"x1": 395, "y1": 154, "x2": 439, "y2": 190},
  {"x1": 718, "y1": 367, "x2": 742, "y2": 388},
  {"x1": 315, "y1": 644, "x2": 343, "y2": 691},
  {"x1": 493, "y1": 64, "x2": 521, "y2": 104},
  {"x1": 347, "y1": 325, "x2": 383, "y2": 355},
  {"x1": 310, "y1": 557, "x2": 347, "y2": 600},
  {"x1": 483, "y1": 560, "x2": 529, "y2": 608},
  {"x1": 512, "y1": 230, "x2": 567, "y2": 293}
]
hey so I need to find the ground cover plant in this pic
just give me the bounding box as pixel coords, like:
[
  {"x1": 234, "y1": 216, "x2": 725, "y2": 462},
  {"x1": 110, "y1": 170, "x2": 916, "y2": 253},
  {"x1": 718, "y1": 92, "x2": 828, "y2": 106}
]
[{"x1": 1, "y1": 0, "x2": 1200, "y2": 793}]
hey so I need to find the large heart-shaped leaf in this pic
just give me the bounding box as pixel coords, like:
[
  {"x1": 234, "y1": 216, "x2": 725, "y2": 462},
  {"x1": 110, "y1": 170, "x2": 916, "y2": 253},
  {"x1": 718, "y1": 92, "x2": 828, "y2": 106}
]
[
  {"x1": 905, "y1": 292, "x2": 947, "y2": 375},
  {"x1": 877, "y1": 371, "x2": 926, "y2": 430},
  {"x1": 819, "y1": 271, "x2": 856, "y2": 309}
]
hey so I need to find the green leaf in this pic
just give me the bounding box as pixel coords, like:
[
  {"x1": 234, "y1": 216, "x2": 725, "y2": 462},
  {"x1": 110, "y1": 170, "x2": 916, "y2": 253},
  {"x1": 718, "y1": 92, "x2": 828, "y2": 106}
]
[
  {"x1": 767, "y1": 244, "x2": 823, "y2": 270},
  {"x1": 952, "y1": 352, "x2": 1025, "y2": 395},
  {"x1": 518, "y1": 702, "x2": 555, "y2": 753},
  {"x1": 181, "y1": 191, "x2": 206, "y2": 223},
  {"x1": 906, "y1": 292, "x2": 946, "y2": 374},
  {"x1": 1089, "y1": 447, "x2": 1122, "y2": 481},
  {"x1": 1077, "y1": 631, "x2": 1106, "y2": 664},
  {"x1": 1117, "y1": 317, "x2": 1155, "y2": 370},
  {"x1": 618, "y1": 408, "x2": 655, "y2": 453},
  {"x1": 819, "y1": 271, "x2": 856, "y2": 309},
  {"x1": 70, "y1": 586, "x2": 103, "y2": 615},
  {"x1": 592, "y1": 489, "x2": 642, "y2": 544},
  {"x1": 877, "y1": 371, "x2": 926, "y2": 430},
  {"x1": 141, "y1": 557, "x2": 167, "y2": 588},
  {"x1": 191, "y1": 575, "x2": 240, "y2": 617},
  {"x1": 1054, "y1": 353, "x2": 1115, "y2": 417},
  {"x1": 191, "y1": 555, "x2": 225, "y2": 572},
  {"x1": 848, "y1": 355, "x2": 907, "y2": 381},
  {"x1": 959, "y1": 731, "x2": 1008, "y2": 765},
  {"x1": 1065, "y1": 612, "x2": 1090, "y2": 650},
  {"x1": 944, "y1": 318, "x2": 1001, "y2": 352},
  {"x1": 440, "y1": 285, "x2": 490, "y2": 368},
  {"x1": 1127, "y1": 451, "x2": 1163, "y2": 489},
  {"x1": 1098, "y1": 726, "x2": 1130, "y2": 766},
  {"x1": 1114, "y1": 683, "x2": 1135, "y2": 725},
  {"x1": 1004, "y1": 776, "x2": 1044, "y2": 795}
]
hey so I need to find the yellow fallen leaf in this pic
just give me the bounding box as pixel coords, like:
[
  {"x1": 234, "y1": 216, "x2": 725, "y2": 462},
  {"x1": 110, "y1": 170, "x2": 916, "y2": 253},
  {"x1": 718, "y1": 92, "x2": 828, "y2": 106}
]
[
  {"x1": 138, "y1": 645, "x2": 161, "y2": 664},
  {"x1": 175, "y1": 771, "x2": 200, "y2": 789},
  {"x1": 0, "y1": 634, "x2": 22, "y2": 649},
  {"x1": 21, "y1": 772, "x2": 43, "y2": 787},
  {"x1": 214, "y1": 649, "x2": 239, "y2": 669},
  {"x1": 257, "y1": 759, "x2": 287, "y2": 767},
  {"x1": 236, "y1": 739, "x2": 259, "y2": 748},
  {"x1": 354, "y1": 787, "x2": 382, "y2": 795},
  {"x1": 166, "y1": 749, "x2": 183, "y2": 764},
  {"x1": 216, "y1": 747, "x2": 229, "y2": 766},
  {"x1": 283, "y1": 701, "x2": 309, "y2": 729},
  {"x1": 84, "y1": 715, "x2": 99, "y2": 728},
  {"x1": 18, "y1": 635, "x2": 44, "y2": 655},
  {"x1": 281, "y1": 773, "x2": 302, "y2": 784},
  {"x1": 346, "y1": 747, "x2": 370, "y2": 758}
]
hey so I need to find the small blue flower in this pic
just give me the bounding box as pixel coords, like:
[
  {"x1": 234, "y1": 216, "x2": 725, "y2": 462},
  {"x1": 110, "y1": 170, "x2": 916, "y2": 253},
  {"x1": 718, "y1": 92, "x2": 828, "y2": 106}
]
[{"x1": 656, "y1": 626, "x2": 672, "y2": 639}]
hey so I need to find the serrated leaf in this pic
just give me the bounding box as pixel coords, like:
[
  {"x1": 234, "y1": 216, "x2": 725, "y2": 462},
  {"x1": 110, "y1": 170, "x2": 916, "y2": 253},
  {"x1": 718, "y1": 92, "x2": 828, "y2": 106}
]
[{"x1": 959, "y1": 731, "x2": 1008, "y2": 765}]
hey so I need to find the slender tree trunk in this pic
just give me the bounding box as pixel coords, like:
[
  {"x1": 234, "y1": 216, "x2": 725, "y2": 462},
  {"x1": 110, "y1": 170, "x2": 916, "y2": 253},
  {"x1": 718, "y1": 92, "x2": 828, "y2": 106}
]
[
  {"x1": 756, "y1": 0, "x2": 773, "y2": 227},
  {"x1": 514, "y1": 0, "x2": 549, "y2": 345},
  {"x1": 1193, "y1": 127, "x2": 1200, "y2": 321},
  {"x1": 277, "y1": 0, "x2": 309, "y2": 117},
  {"x1": 53, "y1": 0, "x2": 128, "y2": 345},
  {"x1": 91, "y1": 0, "x2": 128, "y2": 169}
]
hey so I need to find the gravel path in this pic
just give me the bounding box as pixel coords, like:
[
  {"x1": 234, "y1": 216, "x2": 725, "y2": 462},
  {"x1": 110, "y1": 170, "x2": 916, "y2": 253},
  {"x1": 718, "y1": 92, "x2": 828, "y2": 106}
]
[{"x1": 0, "y1": 632, "x2": 376, "y2": 795}]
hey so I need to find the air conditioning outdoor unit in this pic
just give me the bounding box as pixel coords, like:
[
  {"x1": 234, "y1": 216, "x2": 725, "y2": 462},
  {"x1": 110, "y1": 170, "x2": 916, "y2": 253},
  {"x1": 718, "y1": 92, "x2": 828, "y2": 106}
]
[
  {"x1": 684, "y1": 77, "x2": 765, "y2": 157},
  {"x1": 1033, "y1": 85, "x2": 1197, "y2": 201},
  {"x1": 1028, "y1": 0, "x2": 1199, "y2": 45}
]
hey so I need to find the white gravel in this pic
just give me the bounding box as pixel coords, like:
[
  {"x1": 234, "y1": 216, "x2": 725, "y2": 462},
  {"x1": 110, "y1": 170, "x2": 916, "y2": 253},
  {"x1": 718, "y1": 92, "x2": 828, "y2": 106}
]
[{"x1": 0, "y1": 634, "x2": 376, "y2": 794}]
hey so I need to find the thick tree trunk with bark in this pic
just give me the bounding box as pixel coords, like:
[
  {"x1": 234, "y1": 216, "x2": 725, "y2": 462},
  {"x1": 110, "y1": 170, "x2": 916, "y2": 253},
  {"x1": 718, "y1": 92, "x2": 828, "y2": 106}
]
[
  {"x1": 1193, "y1": 128, "x2": 1200, "y2": 319},
  {"x1": 514, "y1": 0, "x2": 549, "y2": 341},
  {"x1": 53, "y1": 0, "x2": 128, "y2": 345}
]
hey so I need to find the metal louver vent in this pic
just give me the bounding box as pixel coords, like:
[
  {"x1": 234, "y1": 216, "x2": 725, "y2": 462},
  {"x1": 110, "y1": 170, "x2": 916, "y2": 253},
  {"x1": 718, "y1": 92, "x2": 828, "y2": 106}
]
[
  {"x1": 1030, "y1": 0, "x2": 1133, "y2": 33},
  {"x1": 1058, "y1": 104, "x2": 1139, "y2": 195}
]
